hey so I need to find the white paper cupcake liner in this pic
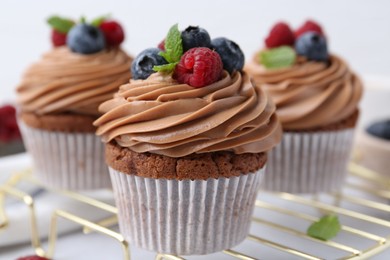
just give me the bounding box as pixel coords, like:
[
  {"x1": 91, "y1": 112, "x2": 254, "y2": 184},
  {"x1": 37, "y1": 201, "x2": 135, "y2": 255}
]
[
  {"x1": 20, "y1": 123, "x2": 111, "y2": 190},
  {"x1": 263, "y1": 129, "x2": 354, "y2": 194},
  {"x1": 109, "y1": 167, "x2": 264, "y2": 255}
]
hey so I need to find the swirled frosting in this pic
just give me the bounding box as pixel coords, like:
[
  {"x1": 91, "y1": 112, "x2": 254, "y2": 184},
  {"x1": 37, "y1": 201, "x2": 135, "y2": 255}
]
[
  {"x1": 94, "y1": 71, "x2": 282, "y2": 157},
  {"x1": 245, "y1": 55, "x2": 363, "y2": 130},
  {"x1": 17, "y1": 47, "x2": 132, "y2": 116}
]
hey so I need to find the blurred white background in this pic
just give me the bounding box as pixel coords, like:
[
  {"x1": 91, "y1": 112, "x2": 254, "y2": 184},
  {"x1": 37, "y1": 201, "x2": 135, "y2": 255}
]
[{"x1": 1, "y1": 0, "x2": 390, "y2": 102}]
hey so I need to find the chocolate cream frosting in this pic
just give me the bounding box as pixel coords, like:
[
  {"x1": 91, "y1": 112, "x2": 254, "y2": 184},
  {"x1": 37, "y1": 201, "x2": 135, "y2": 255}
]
[
  {"x1": 245, "y1": 55, "x2": 363, "y2": 130},
  {"x1": 17, "y1": 47, "x2": 132, "y2": 116},
  {"x1": 94, "y1": 71, "x2": 282, "y2": 157}
]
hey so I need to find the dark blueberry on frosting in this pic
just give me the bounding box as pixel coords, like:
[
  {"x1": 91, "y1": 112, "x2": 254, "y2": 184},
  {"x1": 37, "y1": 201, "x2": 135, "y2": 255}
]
[
  {"x1": 367, "y1": 119, "x2": 390, "y2": 141},
  {"x1": 181, "y1": 26, "x2": 211, "y2": 51},
  {"x1": 67, "y1": 24, "x2": 106, "y2": 54},
  {"x1": 295, "y1": 32, "x2": 328, "y2": 61},
  {"x1": 211, "y1": 37, "x2": 245, "y2": 74},
  {"x1": 131, "y1": 48, "x2": 168, "y2": 80}
]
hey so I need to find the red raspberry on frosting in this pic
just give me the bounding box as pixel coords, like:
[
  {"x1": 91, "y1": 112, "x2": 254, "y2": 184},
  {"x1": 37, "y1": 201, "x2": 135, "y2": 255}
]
[
  {"x1": 295, "y1": 20, "x2": 324, "y2": 38},
  {"x1": 99, "y1": 20, "x2": 125, "y2": 47},
  {"x1": 265, "y1": 22, "x2": 295, "y2": 48},
  {"x1": 158, "y1": 39, "x2": 165, "y2": 50},
  {"x1": 51, "y1": 30, "x2": 67, "y2": 47},
  {"x1": 173, "y1": 47, "x2": 223, "y2": 88}
]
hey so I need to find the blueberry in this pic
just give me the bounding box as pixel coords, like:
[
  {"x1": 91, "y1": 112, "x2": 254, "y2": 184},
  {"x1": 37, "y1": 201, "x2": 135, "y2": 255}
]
[
  {"x1": 295, "y1": 32, "x2": 328, "y2": 61},
  {"x1": 211, "y1": 37, "x2": 245, "y2": 74},
  {"x1": 181, "y1": 26, "x2": 211, "y2": 52},
  {"x1": 131, "y1": 48, "x2": 168, "y2": 80},
  {"x1": 67, "y1": 24, "x2": 105, "y2": 54},
  {"x1": 367, "y1": 120, "x2": 390, "y2": 141}
]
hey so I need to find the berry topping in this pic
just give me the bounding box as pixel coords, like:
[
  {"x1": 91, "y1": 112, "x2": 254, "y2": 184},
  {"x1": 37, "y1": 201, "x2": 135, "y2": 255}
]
[
  {"x1": 17, "y1": 255, "x2": 50, "y2": 260},
  {"x1": 367, "y1": 120, "x2": 390, "y2": 141},
  {"x1": 295, "y1": 32, "x2": 328, "y2": 61},
  {"x1": 51, "y1": 30, "x2": 67, "y2": 47},
  {"x1": 265, "y1": 22, "x2": 295, "y2": 48},
  {"x1": 153, "y1": 24, "x2": 183, "y2": 73},
  {"x1": 295, "y1": 20, "x2": 324, "y2": 39},
  {"x1": 181, "y1": 26, "x2": 211, "y2": 52},
  {"x1": 47, "y1": 16, "x2": 75, "y2": 47},
  {"x1": 211, "y1": 37, "x2": 244, "y2": 73},
  {"x1": 0, "y1": 104, "x2": 21, "y2": 143},
  {"x1": 260, "y1": 46, "x2": 296, "y2": 69},
  {"x1": 158, "y1": 39, "x2": 165, "y2": 50},
  {"x1": 173, "y1": 47, "x2": 223, "y2": 88},
  {"x1": 99, "y1": 20, "x2": 125, "y2": 47},
  {"x1": 67, "y1": 23, "x2": 106, "y2": 54},
  {"x1": 132, "y1": 48, "x2": 168, "y2": 79}
]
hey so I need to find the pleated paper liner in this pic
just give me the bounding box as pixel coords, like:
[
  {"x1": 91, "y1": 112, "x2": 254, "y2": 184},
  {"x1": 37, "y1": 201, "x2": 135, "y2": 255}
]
[
  {"x1": 109, "y1": 167, "x2": 264, "y2": 255},
  {"x1": 262, "y1": 129, "x2": 354, "y2": 193},
  {"x1": 20, "y1": 123, "x2": 111, "y2": 190}
]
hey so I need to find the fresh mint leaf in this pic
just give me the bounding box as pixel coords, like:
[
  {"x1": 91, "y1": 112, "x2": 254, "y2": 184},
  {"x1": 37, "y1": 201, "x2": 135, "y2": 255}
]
[
  {"x1": 161, "y1": 23, "x2": 183, "y2": 63},
  {"x1": 159, "y1": 51, "x2": 171, "y2": 64},
  {"x1": 260, "y1": 46, "x2": 296, "y2": 69},
  {"x1": 80, "y1": 16, "x2": 87, "y2": 24},
  {"x1": 91, "y1": 14, "x2": 110, "y2": 27},
  {"x1": 47, "y1": 16, "x2": 74, "y2": 33},
  {"x1": 153, "y1": 62, "x2": 178, "y2": 73},
  {"x1": 307, "y1": 214, "x2": 341, "y2": 241},
  {"x1": 153, "y1": 24, "x2": 183, "y2": 74}
]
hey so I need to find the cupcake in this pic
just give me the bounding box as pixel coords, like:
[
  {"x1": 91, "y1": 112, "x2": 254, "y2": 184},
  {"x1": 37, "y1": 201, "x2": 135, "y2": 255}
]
[
  {"x1": 356, "y1": 119, "x2": 390, "y2": 177},
  {"x1": 246, "y1": 20, "x2": 363, "y2": 193},
  {"x1": 16, "y1": 15, "x2": 132, "y2": 190},
  {"x1": 94, "y1": 24, "x2": 282, "y2": 255}
]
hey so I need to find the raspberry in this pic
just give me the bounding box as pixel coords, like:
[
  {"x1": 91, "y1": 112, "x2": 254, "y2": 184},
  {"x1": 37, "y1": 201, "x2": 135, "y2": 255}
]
[
  {"x1": 158, "y1": 39, "x2": 165, "y2": 50},
  {"x1": 265, "y1": 22, "x2": 295, "y2": 48},
  {"x1": 0, "y1": 128, "x2": 10, "y2": 142},
  {"x1": 173, "y1": 47, "x2": 223, "y2": 88},
  {"x1": 51, "y1": 30, "x2": 67, "y2": 47},
  {"x1": 0, "y1": 105, "x2": 21, "y2": 142},
  {"x1": 295, "y1": 20, "x2": 324, "y2": 38},
  {"x1": 99, "y1": 20, "x2": 125, "y2": 47},
  {"x1": 6, "y1": 116, "x2": 21, "y2": 139},
  {"x1": 0, "y1": 104, "x2": 16, "y2": 117}
]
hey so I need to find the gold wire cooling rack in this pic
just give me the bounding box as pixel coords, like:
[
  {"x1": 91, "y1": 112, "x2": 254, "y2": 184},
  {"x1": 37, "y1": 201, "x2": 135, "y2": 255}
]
[{"x1": 0, "y1": 162, "x2": 389, "y2": 260}]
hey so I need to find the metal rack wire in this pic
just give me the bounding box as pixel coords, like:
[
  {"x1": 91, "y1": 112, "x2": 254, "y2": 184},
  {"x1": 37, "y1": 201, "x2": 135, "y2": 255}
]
[{"x1": 0, "y1": 162, "x2": 389, "y2": 260}]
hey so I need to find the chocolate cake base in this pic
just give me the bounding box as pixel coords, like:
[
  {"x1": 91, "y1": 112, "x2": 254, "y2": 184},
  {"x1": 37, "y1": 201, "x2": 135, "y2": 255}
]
[{"x1": 105, "y1": 141, "x2": 267, "y2": 180}]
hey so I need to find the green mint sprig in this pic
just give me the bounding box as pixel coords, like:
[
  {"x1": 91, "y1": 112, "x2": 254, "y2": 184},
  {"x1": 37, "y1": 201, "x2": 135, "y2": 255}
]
[
  {"x1": 80, "y1": 16, "x2": 87, "y2": 24},
  {"x1": 259, "y1": 46, "x2": 296, "y2": 69},
  {"x1": 153, "y1": 23, "x2": 183, "y2": 73},
  {"x1": 47, "y1": 16, "x2": 74, "y2": 33},
  {"x1": 307, "y1": 214, "x2": 341, "y2": 241}
]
